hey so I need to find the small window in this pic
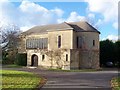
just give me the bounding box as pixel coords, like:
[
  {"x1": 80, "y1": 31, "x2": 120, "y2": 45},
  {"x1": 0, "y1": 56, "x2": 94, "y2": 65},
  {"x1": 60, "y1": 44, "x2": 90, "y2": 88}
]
[
  {"x1": 76, "y1": 37, "x2": 79, "y2": 48},
  {"x1": 58, "y1": 35, "x2": 61, "y2": 48},
  {"x1": 93, "y1": 40, "x2": 95, "y2": 46},
  {"x1": 66, "y1": 54, "x2": 68, "y2": 61},
  {"x1": 42, "y1": 55, "x2": 45, "y2": 61}
]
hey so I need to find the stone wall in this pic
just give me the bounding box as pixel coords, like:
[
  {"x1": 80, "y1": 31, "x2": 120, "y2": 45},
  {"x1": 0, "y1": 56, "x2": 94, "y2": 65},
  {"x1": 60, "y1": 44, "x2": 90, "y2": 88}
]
[
  {"x1": 27, "y1": 49, "x2": 71, "y2": 70},
  {"x1": 79, "y1": 50, "x2": 100, "y2": 69},
  {"x1": 70, "y1": 49, "x2": 80, "y2": 69},
  {"x1": 48, "y1": 30, "x2": 73, "y2": 50},
  {"x1": 73, "y1": 31, "x2": 99, "y2": 50},
  {"x1": 70, "y1": 49, "x2": 100, "y2": 69}
]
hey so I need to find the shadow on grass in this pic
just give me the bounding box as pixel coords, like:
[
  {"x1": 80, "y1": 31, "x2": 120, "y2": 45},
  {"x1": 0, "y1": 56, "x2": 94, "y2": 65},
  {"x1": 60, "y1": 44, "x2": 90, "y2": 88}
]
[{"x1": 2, "y1": 73, "x2": 36, "y2": 78}]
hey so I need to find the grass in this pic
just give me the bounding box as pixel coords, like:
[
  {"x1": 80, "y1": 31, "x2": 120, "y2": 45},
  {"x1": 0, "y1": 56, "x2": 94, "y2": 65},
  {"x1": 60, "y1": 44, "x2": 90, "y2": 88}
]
[
  {"x1": 111, "y1": 77, "x2": 120, "y2": 90},
  {"x1": 2, "y1": 64, "x2": 24, "y2": 68},
  {"x1": 1, "y1": 70, "x2": 42, "y2": 89},
  {"x1": 48, "y1": 68, "x2": 101, "y2": 72}
]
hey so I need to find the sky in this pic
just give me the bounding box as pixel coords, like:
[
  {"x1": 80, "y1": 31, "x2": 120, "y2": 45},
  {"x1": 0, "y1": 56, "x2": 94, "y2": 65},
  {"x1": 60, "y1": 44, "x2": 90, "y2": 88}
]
[{"x1": 0, "y1": 0, "x2": 119, "y2": 41}]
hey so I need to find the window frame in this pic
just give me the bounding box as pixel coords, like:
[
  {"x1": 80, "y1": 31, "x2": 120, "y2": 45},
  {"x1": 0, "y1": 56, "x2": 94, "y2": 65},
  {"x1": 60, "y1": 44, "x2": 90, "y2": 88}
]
[{"x1": 26, "y1": 38, "x2": 48, "y2": 49}]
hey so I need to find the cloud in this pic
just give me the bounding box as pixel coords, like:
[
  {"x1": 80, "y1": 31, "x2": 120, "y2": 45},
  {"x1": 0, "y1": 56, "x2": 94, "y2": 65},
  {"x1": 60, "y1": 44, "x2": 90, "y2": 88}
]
[
  {"x1": 20, "y1": 26, "x2": 34, "y2": 32},
  {"x1": 95, "y1": 19, "x2": 102, "y2": 27},
  {"x1": 19, "y1": 1, "x2": 48, "y2": 13},
  {"x1": 88, "y1": 13, "x2": 95, "y2": 19},
  {"x1": 0, "y1": 0, "x2": 18, "y2": 26},
  {"x1": 58, "y1": 12, "x2": 86, "y2": 23},
  {"x1": 113, "y1": 22, "x2": 118, "y2": 30},
  {"x1": 102, "y1": 34, "x2": 118, "y2": 42},
  {"x1": 1, "y1": 1, "x2": 86, "y2": 32},
  {"x1": 86, "y1": 0, "x2": 118, "y2": 29},
  {"x1": 66, "y1": 12, "x2": 86, "y2": 22},
  {"x1": 19, "y1": 1, "x2": 64, "y2": 28},
  {"x1": 0, "y1": 0, "x2": 64, "y2": 31}
]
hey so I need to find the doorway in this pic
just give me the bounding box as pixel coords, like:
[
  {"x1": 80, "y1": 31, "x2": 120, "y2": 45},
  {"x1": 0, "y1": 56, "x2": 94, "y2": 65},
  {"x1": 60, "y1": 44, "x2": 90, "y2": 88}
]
[{"x1": 31, "y1": 54, "x2": 38, "y2": 67}]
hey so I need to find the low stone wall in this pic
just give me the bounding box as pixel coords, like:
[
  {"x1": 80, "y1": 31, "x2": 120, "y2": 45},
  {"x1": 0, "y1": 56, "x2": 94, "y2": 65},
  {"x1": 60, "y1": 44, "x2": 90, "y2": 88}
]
[
  {"x1": 70, "y1": 49, "x2": 100, "y2": 69},
  {"x1": 70, "y1": 49, "x2": 80, "y2": 69},
  {"x1": 79, "y1": 50, "x2": 100, "y2": 69}
]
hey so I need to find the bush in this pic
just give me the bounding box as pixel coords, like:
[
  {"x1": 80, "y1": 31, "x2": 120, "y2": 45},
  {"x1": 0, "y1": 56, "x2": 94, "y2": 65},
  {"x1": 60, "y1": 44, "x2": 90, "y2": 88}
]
[
  {"x1": 15, "y1": 53, "x2": 27, "y2": 66},
  {"x1": 2, "y1": 51, "x2": 15, "y2": 65}
]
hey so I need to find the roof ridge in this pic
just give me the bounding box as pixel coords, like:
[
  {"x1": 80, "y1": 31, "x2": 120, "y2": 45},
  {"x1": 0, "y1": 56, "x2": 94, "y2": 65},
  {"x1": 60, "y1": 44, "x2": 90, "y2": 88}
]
[
  {"x1": 67, "y1": 20, "x2": 87, "y2": 24},
  {"x1": 63, "y1": 22, "x2": 74, "y2": 28},
  {"x1": 21, "y1": 21, "x2": 100, "y2": 35}
]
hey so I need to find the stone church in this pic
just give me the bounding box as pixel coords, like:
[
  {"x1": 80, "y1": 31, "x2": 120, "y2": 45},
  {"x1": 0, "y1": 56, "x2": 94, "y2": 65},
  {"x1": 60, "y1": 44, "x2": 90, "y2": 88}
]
[{"x1": 18, "y1": 21, "x2": 100, "y2": 70}]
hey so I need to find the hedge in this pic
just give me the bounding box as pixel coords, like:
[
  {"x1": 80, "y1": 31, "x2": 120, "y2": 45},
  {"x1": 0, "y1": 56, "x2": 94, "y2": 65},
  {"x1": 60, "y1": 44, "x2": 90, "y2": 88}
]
[{"x1": 16, "y1": 53, "x2": 27, "y2": 66}]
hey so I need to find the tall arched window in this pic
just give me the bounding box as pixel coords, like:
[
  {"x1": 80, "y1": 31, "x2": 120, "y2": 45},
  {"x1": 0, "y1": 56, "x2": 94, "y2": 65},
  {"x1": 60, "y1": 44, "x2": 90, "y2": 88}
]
[
  {"x1": 93, "y1": 40, "x2": 95, "y2": 46},
  {"x1": 66, "y1": 54, "x2": 68, "y2": 61},
  {"x1": 58, "y1": 35, "x2": 61, "y2": 48}
]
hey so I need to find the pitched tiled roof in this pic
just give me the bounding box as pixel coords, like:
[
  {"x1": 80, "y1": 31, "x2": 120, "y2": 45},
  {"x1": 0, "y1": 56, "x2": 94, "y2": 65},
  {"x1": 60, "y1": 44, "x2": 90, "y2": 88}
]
[
  {"x1": 68, "y1": 21, "x2": 100, "y2": 33},
  {"x1": 21, "y1": 21, "x2": 100, "y2": 35}
]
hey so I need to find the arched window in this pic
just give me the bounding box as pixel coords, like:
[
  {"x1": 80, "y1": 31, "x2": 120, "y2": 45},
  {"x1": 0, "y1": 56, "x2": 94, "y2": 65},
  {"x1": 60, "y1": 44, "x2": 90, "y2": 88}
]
[
  {"x1": 93, "y1": 40, "x2": 95, "y2": 46},
  {"x1": 58, "y1": 35, "x2": 61, "y2": 48},
  {"x1": 42, "y1": 55, "x2": 45, "y2": 61},
  {"x1": 66, "y1": 54, "x2": 68, "y2": 61}
]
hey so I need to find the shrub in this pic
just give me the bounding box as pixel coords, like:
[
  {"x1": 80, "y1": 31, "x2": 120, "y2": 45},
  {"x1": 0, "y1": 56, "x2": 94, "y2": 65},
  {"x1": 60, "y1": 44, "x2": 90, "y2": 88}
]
[
  {"x1": 15, "y1": 53, "x2": 27, "y2": 66},
  {"x1": 2, "y1": 51, "x2": 15, "y2": 65}
]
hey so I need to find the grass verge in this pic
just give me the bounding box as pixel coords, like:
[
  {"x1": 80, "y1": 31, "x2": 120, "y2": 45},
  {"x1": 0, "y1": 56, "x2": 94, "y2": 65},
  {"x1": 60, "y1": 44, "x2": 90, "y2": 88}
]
[
  {"x1": 2, "y1": 64, "x2": 24, "y2": 68},
  {"x1": 48, "y1": 68, "x2": 101, "y2": 72},
  {"x1": 111, "y1": 77, "x2": 120, "y2": 90},
  {"x1": 1, "y1": 70, "x2": 42, "y2": 89}
]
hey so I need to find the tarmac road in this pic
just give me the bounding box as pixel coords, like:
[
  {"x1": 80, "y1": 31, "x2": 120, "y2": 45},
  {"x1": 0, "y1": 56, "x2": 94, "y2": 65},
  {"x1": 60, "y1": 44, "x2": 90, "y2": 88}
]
[{"x1": 2, "y1": 67, "x2": 118, "y2": 90}]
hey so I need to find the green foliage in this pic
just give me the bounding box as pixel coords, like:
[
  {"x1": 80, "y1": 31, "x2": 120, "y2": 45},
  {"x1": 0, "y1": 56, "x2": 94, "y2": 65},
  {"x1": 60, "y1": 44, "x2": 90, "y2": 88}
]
[
  {"x1": 2, "y1": 64, "x2": 23, "y2": 68},
  {"x1": 111, "y1": 77, "x2": 120, "y2": 90},
  {"x1": 115, "y1": 41, "x2": 120, "y2": 67},
  {"x1": 100, "y1": 40, "x2": 120, "y2": 67},
  {"x1": 2, "y1": 50, "x2": 16, "y2": 64},
  {"x1": 15, "y1": 53, "x2": 27, "y2": 66},
  {"x1": 1, "y1": 70, "x2": 41, "y2": 89},
  {"x1": 2, "y1": 29, "x2": 21, "y2": 65}
]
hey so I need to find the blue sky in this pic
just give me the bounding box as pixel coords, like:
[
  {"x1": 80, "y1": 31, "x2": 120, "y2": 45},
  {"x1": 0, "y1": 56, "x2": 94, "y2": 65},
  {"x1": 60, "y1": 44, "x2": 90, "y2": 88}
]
[{"x1": 0, "y1": 0, "x2": 118, "y2": 41}]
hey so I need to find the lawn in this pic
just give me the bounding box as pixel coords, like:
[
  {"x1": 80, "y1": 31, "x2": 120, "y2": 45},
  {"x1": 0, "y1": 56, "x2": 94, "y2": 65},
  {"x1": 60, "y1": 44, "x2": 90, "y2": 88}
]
[
  {"x1": 2, "y1": 64, "x2": 23, "y2": 68},
  {"x1": 1, "y1": 70, "x2": 42, "y2": 89},
  {"x1": 111, "y1": 77, "x2": 120, "y2": 90}
]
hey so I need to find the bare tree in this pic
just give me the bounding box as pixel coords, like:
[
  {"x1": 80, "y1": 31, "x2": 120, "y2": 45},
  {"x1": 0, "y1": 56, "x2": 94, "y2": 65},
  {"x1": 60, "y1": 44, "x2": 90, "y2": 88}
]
[
  {"x1": 1, "y1": 24, "x2": 21, "y2": 50},
  {"x1": 1, "y1": 24, "x2": 21, "y2": 64},
  {"x1": 54, "y1": 50, "x2": 64, "y2": 69},
  {"x1": 46, "y1": 49, "x2": 66, "y2": 69},
  {"x1": 46, "y1": 50, "x2": 55, "y2": 68},
  {"x1": 86, "y1": 17, "x2": 99, "y2": 30}
]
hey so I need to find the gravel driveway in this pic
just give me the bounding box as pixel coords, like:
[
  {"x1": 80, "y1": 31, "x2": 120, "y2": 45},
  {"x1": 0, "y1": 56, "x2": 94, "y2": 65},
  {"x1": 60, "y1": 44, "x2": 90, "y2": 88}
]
[{"x1": 2, "y1": 67, "x2": 118, "y2": 90}]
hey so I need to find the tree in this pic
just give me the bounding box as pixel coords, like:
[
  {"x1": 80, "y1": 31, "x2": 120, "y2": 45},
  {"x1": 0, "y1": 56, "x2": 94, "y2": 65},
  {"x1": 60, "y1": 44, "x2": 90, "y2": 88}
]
[
  {"x1": 100, "y1": 39, "x2": 116, "y2": 67},
  {"x1": 1, "y1": 24, "x2": 21, "y2": 64},
  {"x1": 115, "y1": 40, "x2": 120, "y2": 67},
  {"x1": 45, "y1": 49, "x2": 65, "y2": 69},
  {"x1": 45, "y1": 50, "x2": 54, "y2": 68}
]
